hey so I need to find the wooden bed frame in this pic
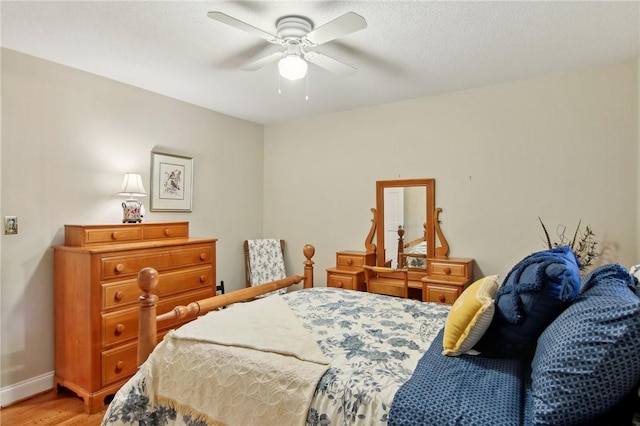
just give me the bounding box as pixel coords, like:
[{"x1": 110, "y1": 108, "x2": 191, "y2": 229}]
[{"x1": 136, "y1": 244, "x2": 316, "y2": 365}]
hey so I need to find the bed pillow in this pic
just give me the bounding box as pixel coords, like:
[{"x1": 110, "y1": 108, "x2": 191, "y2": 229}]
[
  {"x1": 529, "y1": 263, "x2": 640, "y2": 425},
  {"x1": 474, "y1": 247, "x2": 581, "y2": 359},
  {"x1": 442, "y1": 275, "x2": 499, "y2": 356},
  {"x1": 630, "y1": 264, "x2": 640, "y2": 281}
]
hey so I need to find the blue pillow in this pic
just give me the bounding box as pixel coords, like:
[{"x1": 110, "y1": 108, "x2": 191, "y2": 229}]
[
  {"x1": 474, "y1": 247, "x2": 581, "y2": 358},
  {"x1": 529, "y1": 264, "x2": 640, "y2": 425}
]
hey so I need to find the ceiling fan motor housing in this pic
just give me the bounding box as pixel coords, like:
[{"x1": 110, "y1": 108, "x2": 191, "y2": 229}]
[{"x1": 276, "y1": 16, "x2": 313, "y2": 44}]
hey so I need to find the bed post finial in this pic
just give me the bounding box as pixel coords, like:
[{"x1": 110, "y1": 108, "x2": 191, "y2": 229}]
[
  {"x1": 397, "y1": 225, "x2": 405, "y2": 267},
  {"x1": 303, "y1": 244, "x2": 315, "y2": 288},
  {"x1": 137, "y1": 267, "x2": 159, "y2": 366}
]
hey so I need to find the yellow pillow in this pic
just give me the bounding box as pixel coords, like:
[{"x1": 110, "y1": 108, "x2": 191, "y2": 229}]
[{"x1": 442, "y1": 275, "x2": 500, "y2": 357}]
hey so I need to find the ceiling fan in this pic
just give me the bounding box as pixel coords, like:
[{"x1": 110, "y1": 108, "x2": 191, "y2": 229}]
[{"x1": 207, "y1": 11, "x2": 367, "y2": 81}]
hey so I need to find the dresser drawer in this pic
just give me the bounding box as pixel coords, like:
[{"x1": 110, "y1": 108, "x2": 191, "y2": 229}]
[
  {"x1": 101, "y1": 244, "x2": 213, "y2": 280},
  {"x1": 64, "y1": 222, "x2": 190, "y2": 246},
  {"x1": 429, "y1": 261, "x2": 468, "y2": 278},
  {"x1": 424, "y1": 284, "x2": 461, "y2": 304},
  {"x1": 102, "y1": 265, "x2": 213, "y2": 310},
  {"x1": 328, "y1": 272, "x2": 358, "y2": 290},
  {"x1": 143, "y1": 223, "x2": 189, "y2": 240},
  {"x1": 367, "y1": 277, "x2": 408, "y2": 298},
  {"x1": 102, "y1": 288, "x2": 213, "y2": 347},
  {"x1": 336, "y1": 251, "x2": 373, "y2": 268},
  {"x1": 102, "y1": 341, "x2": 138, "y2": 386},
  {"x1": 70, "y1": 226, "x2": 143, "y2": 246}
]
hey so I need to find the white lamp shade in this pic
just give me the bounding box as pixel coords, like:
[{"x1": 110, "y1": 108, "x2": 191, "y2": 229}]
[
  {"x1": 278, "y1": 54, "x2": 308, "y2": 81},
  {"x1": 118, "y1": 173, "x2": 147, "y2": 197}
]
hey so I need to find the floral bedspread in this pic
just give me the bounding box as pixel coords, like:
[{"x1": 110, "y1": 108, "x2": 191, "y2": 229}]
[{"x1": 102, "y1": 287, "x2": 449, "y2": 426}]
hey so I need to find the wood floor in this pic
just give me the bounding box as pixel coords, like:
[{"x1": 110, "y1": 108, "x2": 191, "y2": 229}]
[{"x1": 0, "y1": 388, "x2": 106, "y2": 425}]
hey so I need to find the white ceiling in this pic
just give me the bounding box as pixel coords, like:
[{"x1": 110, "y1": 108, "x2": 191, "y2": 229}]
[{"x1": 1, "y1": 1, "x2": 639, "y2": 124}]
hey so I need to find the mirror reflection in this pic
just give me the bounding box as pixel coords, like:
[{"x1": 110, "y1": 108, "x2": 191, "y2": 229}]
[{"x1": 375, "y1": 179, "x2": 435, "y2": 270}]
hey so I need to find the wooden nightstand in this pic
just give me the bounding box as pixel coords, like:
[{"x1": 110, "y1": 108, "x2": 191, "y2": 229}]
[{"x1": 421, "y1": 258, "x2": 474, "y2": 304}]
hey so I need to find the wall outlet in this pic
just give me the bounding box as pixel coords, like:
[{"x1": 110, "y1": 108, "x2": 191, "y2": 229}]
[{"x1": 4, "y1": 216, "x2": 18, "y2": 235}]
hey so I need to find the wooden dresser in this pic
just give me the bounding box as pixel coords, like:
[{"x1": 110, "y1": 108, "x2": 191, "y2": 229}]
[{"x1": 53, "y1": 222, "x2": 216, "y2": 413}]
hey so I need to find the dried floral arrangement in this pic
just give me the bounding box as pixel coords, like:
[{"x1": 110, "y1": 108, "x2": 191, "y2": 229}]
[{"x1": 538, "y1": 217, "x2": 601, "y2": 271}]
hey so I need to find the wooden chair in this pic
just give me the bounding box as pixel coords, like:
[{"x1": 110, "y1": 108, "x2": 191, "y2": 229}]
[
  {"x1": 243, "y1": 239, "x2": 286, "y2": 289},
  {"x1": 363, "y1": 265, "x2": 410, "y2": 299}
]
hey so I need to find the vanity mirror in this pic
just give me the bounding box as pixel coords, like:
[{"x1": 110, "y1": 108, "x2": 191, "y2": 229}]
[
  {"x1": 326, "y1": 177, "x2": 473, "y2": 305},
  {"x1": 375, "y1": 178, "x2": 436, "y2": 269}
]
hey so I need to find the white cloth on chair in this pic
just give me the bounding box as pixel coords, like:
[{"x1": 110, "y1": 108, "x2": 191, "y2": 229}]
[{"x1": 248, "y1": 238, "x2": 287, "y2": 295}]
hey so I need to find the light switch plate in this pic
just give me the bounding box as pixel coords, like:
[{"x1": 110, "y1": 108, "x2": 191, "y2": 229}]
[{"x1": 4, "y1": 216, "x2": 18, "y2": 235}]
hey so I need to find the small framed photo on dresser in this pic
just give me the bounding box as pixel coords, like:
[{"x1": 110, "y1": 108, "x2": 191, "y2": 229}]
[{"x1": 150, "y1": 151, "x2": 193, "y2": 212}]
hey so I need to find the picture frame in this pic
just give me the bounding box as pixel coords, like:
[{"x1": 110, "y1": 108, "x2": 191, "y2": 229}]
[
  {"x1": 4, "y1": 216, "x2": 18, "y2": 235},
  {"x1": 150, "y1": 151, "x2": 193, "y2": 212}
]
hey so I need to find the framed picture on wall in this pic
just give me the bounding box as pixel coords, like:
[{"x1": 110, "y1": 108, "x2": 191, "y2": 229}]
[{"x1": 150, "y1": 151, "x2": 193, "y2": 212}]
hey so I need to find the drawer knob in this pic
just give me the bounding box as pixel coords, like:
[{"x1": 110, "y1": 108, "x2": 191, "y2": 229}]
[
  {"x1": 111, "y1": 232, "x2": 119, "y2": 240},
  {"x1": 115, "y1": 361, "x2": 124, "y2": 372},
  {"x1": 439, "y1": 294, "x2": 446, "y2": 303},
  {"x1": 115, "y1": 264, "x2": 125, "y2": 273},
  {"x1": 346, "y1": 259, "x2": 353, "y2": 266},
  {"x1": 443, "y1": 267, "x2": 452, "y2": 275},
  {"x1": 199, "y1": 275, "x2": 207, "y2": 283},
  {"x1": 114, "y1": 291, "x2": 124, "y2": 301},
  {"x1": 115, "y1": 324, "x2": 125, "y2": 335},
  {"x1": 200, "y1": 253, "x2": 207, "y2": 261},
  {"x1": 337, "y1": 281, "x2": 343, "y2": 288}
]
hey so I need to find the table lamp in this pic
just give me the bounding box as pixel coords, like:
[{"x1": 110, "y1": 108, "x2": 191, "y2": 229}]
[{"x1": 118, "y1": 173, "x2": 147, "y2": 223}]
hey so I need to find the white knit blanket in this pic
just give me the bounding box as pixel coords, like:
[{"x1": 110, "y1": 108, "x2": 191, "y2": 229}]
[{"x1": 148, "y1": 295, "x2": 330, "y2": 426}]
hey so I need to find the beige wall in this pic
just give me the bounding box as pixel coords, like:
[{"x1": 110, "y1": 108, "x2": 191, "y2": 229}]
[
  {"x1": 264, "y1": 61, "x2": 638, "y2": 282},
  {"x1": 0, "y1": 49, "x2": 264, "y2": 403},
  {"x1": 0, "y1": 49, "x2": 638, "y2": 405}
]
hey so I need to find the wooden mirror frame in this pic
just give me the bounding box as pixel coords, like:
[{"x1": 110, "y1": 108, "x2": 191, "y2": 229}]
[{"x1": 375, "y1": 178, "x2": 436, "y2": 268}]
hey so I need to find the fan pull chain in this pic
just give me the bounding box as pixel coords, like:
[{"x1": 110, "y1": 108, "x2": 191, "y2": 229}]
[
  {"x1": 305, "y1": 72, "x2": 309, "y2": 101},
  {"x1": 278, "y1": 74, "x2": 282, "y2": 95}
]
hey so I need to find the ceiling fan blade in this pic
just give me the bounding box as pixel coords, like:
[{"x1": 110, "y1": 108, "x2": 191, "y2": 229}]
[
  {"x1": 304, "y1": 51, "x2": 357, "y2": 77},
  {"x1": 305, "y1": 12, "x2": 367, "y2": 46},
  {"x1": 242, "y1": 51, "x2": 284, "y2": 71},
  {"x1": 207, "y1": 11, "x2": 280, "y2": 44}
]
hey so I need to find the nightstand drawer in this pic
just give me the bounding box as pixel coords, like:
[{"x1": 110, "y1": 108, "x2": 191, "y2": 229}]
[
  {"x1": 100, "y1": 244, "x2": 213, "y2": 280},
  {"x1": 424, "y1": 284, "x2": 461, "y2": 304},
  {"x1": 102, "y1": 288, "x2": 213, "y2": 347},
  {"x1": 102, "y1": 265, "x2": 213, "y2": 309},
  {"x1": 143, "y1": 222, "x2": 189, "y2": 240}
]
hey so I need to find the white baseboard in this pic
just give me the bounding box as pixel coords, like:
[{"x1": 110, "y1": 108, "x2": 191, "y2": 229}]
[{"x1": 0, "y1": 371, "x2": 54, "y2": 407}]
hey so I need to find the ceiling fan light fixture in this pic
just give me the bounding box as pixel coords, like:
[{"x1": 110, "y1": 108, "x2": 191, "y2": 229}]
[{"x1": 278, "y1": 54, "x2": 308, "y2": 81}]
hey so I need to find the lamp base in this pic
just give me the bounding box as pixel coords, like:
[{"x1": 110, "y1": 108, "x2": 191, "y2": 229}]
[
  {"x1": 122, "y1": 219, "x2": 142, "y2": 224},
  {"x1": 122, "y1": 199, "x2": 143, "y2": 223}
]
